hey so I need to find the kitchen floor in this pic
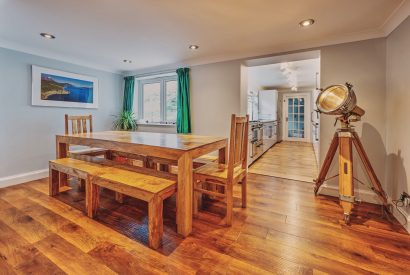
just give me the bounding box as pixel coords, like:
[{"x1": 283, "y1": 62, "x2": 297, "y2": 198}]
[{"x1": 249, "y1": 141, "x2": 318, "y2": 182}]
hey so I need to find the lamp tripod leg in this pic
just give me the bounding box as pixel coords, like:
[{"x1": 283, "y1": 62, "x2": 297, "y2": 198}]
[
  {"x1": 314, "y1": 132, "x2": 339, "y2": 195},
  {"x1": 339, "y1": 135, "x2": 354, "y2": 224},
  {"x1": 352, "y1": 132, "x2": 389, "y2": 207}
]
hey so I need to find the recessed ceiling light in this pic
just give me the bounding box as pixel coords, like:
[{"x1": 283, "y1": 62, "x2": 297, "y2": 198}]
[
  {"x1": 40, "y1": 32, "x2": 56, "y2": 39},
  {"x1": 123, "y1": 59, "x2": 132, "y2": 63},
  {"x1": 299, "y1": 19, "x2": 315, "y2": 27},
  {"x1": 189, "y1": 45, "x2": 199, "y2": 50}
]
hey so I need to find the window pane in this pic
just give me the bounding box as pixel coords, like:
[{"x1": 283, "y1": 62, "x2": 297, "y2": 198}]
[
  {"x1": 288, "y1": 98, "x2": 293, "y2": 105},
  {"x1": 143, "y1": 82, "x2": 161, "y2": 122},
  {"x1": 166, "y1": 80, "x2": 177, "y2": 122}
]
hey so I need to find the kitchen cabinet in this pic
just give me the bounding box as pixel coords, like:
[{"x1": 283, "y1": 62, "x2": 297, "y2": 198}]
[{"x1": 248, "y1": 120, "x2": 279, "y2": 165}]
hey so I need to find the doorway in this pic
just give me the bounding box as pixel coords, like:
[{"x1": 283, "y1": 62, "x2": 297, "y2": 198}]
[
  {"x1": 283, "y1": 93, "x2": 310, "y2": 142},
  {"x1": 242, "y1": 51, "x2": 321, "y2": 182}
]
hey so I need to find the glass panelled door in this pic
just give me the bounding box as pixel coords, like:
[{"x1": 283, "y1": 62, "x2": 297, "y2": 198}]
[{"x1": 284, "y1": 95, "x2": 309, "y2": 141}]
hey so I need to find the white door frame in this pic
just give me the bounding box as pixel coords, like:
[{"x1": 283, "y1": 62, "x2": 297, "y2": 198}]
[{"x1": 282, "y1": 93, "x2": 311, "y2": 142}]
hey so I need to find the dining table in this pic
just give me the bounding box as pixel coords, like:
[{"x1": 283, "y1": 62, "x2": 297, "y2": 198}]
[{"x1": 55, "y1": 131, "x2": 228, "y2": 237}]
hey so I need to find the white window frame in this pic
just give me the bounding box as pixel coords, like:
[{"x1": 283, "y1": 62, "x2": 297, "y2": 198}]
[{"x1": 134, "y1": 74, "x2": 177, "y2": 125}]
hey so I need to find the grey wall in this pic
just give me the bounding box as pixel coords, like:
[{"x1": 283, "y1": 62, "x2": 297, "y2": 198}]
[
  {"x1": 385, "y1": 16, "x2": 410, "y2": 201},
  {"x1": 319, "y1": 39, "x2": 387, "y2": 197},
  {"x1": 131, "y1": 60, "x2": 242, "y2": 137},
  {"x1": 0, "y1": 47, "x2": 122, "y2": 178},
  {"x1": 190, "y1": 60, "x2": 241, "y2": 137}
]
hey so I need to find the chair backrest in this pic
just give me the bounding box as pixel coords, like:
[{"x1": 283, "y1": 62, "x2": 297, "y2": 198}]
[
  {"x1": 65, "y1": 114, "x2": 93, "y2": 135},
  {"x1": 227, "y1": 114, "x2": 249, "y2": 179}
]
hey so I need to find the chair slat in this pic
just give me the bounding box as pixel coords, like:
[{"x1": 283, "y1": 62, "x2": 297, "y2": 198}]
[
  {"x1": 82, "y1": 119, "x2": 87, "y2": 133},
  {"x1": 71, "y1": 120, "x2": 77, "y2": 134},
  {"x1": 77, "y1": 120, "x2": 82, "y2": 134}
]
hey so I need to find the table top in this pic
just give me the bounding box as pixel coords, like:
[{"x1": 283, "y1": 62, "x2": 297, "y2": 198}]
[{"x1": 58, "y1": 131, "x2": 227, "y2": 151}]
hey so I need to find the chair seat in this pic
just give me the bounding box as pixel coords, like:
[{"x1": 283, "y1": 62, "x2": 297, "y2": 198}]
[
  {"x1": 194, "y1": 154, "x2": 218, "y2": 164},
  {"x1": 193, "y1": 162, "x2": 245, "y2": 180}
]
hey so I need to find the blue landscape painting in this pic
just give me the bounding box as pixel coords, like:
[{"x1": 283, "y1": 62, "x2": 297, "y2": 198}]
[{"x1": 40, "y1": 73, "x2": 94, "y2": 103}]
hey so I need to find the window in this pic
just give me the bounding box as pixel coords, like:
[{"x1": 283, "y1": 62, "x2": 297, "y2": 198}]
[{"x1": 135, "y1": 75, "x2": 177, "y2": 124}]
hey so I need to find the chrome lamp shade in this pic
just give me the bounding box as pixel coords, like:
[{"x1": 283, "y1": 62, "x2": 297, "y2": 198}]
[{"x1": 316, "y1": 84, "x2": 365, "y2": 117}]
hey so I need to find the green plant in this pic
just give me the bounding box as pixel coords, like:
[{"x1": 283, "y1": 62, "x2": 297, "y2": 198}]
[{"x1": 113, "y1": 111, "x2": 138, "y2": 131}]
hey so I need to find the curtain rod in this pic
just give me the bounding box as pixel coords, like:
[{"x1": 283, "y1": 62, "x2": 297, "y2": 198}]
[{"x1": 131, "y1": 68, "x2": 179, "y2": 78}]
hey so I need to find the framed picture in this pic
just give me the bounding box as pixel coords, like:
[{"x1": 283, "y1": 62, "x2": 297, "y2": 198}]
[{"x1": 32, "y1": 65, "x2": 98, "y2": 108}]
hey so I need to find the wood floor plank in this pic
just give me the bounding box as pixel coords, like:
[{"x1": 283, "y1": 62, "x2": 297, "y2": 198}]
[
  {"x1": 88, "y1": 242, "x2": 166, "y2": 274},
  {"x1": 249, "y1": 141, "x2": 318, "y2": 182},
  {"x1": 0, "y1": 207, "x2": 52, "y2": 244},
  {"x1": 34, "y1": 234, "x2": 116, "y2": 275},
  {"x1": 0, "y1": 152, "x2": 409, "y2": 274},
  {"x1": 0, "y1": 221, "x2": 65, "y2": 275}
]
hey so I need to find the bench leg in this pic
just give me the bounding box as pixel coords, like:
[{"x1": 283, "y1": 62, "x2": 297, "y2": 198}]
[
  {"x1": 148, "y1": 195, "x2": 163, "y2": 249},
  {"x1": 86, "y1": 176, "x2": 100, "y2": 218},
  {"x1": 49, "y1": 168, "x2": 59, "y2": 196}
]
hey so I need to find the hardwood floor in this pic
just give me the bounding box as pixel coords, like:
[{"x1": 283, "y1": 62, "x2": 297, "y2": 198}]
[
  {"x1": 0, "y1": 174, "x2": 409, "y2": 274},
  {"x1": 249, "y1": 141, "x2": 318, "y2": 182}
]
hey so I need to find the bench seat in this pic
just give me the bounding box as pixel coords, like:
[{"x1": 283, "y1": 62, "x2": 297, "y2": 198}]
[{"x1": 49, "y1": 157, "x2": 176, "y2": 249}]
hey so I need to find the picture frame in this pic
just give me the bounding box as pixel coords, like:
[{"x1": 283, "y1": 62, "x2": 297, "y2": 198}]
[{"x1": 32, "y1": 65, "x2": 98, "y2": 108}]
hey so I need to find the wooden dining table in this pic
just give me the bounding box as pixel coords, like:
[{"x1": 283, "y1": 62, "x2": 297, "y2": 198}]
[{"x1": 55, "y1": 131, "x2": 228, "y2": 237}]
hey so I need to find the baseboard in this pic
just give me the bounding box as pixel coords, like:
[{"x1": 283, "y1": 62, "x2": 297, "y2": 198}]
[
  {"x1": 319, "y1": 184, "x2": 410, "y2": 233},
  {"x1": 391, "y1": 204, "x2": 410, "y2": 233},
  {"x1": 318, "y1": 183, "x2": 381, "y2": 204},
  {"x1": 0, "y1": 169, "x2": 48, "y2": 188}
]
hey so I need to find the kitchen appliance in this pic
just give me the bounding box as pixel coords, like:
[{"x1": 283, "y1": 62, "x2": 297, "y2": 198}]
[{"x1": 258, "y1": 90, "x2": 278, "y2": 121}]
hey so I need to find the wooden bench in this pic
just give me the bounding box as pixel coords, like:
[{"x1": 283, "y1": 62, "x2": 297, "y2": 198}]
[{"x1": 49, "y1": 157, "x2": 176, "y2": 249}]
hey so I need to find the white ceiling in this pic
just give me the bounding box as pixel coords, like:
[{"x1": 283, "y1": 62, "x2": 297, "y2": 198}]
[
  {"x1": 248, "y1": 58, "x2": 320, "y2": 92},
  {"x1": 0, "y1": 0, "x2": 409, "y2": 73}
]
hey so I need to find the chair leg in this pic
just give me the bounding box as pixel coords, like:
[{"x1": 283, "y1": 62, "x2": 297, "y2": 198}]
[
  {"x1": 86, "y1": 176, "x2": 99, "y2": 218},
  {"x1": 241, "y1": 175, "x2": 247, "y2": 208},
  {"x1": 148, "y1": 195, "x2": 163, "y2": 249},
  {"x1": 49, "y1": 168, "x2": 60, "y2": 196},
  {"x1": 226, "y1": 180, "x2": 233, "y2": 226},
  {"x1": 193, "y1": 181, "x2": 202, "y2": 216},
  {"x1": 79, "y1": 179, "x2": 86, "y2": 191},
  {"x1": 115, "y1": 192, "x2": 124, "y2": 203}
]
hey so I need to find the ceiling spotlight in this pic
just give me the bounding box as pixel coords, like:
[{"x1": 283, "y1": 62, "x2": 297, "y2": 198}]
[
  {"x1": 189, "y1": 45, "x2": 199, "y2": 50},
  {"x1": 299, "y1": 19, "x2": 315, "y2": 27},
  {"x1": 123, "y1": 59, "x2": 132, "y2": 63},
  {"x1": 40, "y1": 33, "x2": 56, "y2": 39}
]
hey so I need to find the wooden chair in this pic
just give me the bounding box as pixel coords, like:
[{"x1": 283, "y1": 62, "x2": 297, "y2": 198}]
[
  {"x1": 64, "y1": 114, "x2": 108, "y2": 157},
  {"x1": 193, "y1": 114, "x2": 249, "y2": 225}
]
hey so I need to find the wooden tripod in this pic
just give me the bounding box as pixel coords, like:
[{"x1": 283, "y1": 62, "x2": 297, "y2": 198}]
[{"x1": 314, "y1": 127, "x2": 389, "y2": 223}]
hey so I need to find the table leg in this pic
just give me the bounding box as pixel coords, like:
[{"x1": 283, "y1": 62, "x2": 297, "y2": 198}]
[
  {"x1": 177, "y1": 153, "x2": 193, "y2": 237},
  {"x1": 56, "y1": 140, "x2": 68, "y2": 187}
]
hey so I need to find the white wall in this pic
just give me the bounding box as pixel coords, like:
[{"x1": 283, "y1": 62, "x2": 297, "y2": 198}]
[
  {"x1": 0, "y1": 47, "x2": 122, "y2": 184},
  {"x1": 319, "y1": 38, "x2": 387, "y2": 201},
  {"x1": 386, "y1": 16, "x2": 410, "y2": 207}
]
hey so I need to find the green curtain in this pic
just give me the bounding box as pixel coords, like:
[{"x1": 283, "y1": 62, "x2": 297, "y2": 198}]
[
  {"x1": 176, "y1": 68, "x2": 191, "y2": 133},
  {"x1": 123, "y1": 76, "x2": 135, "y2": 112}
]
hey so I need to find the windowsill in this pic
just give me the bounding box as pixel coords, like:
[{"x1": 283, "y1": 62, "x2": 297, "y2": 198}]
[{"x1": 138, "y1": 123, "x2": 176, "y2": 127}]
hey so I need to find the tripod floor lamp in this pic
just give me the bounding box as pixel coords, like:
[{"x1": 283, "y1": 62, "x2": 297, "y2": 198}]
[{"x1": 313, "y1": 83, "x2": 389, "y2": 223}]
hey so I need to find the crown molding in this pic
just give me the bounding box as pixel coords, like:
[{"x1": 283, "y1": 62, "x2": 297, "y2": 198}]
[
  {"x1": 1, "y1": 1, "x2": 409, "y2": 74},
  {"x1": 380, "y1": 0, "x2": 410, "y2": 36},
  {"x1": 0, "y1": 38, "x2": 122, "y2": 74}
]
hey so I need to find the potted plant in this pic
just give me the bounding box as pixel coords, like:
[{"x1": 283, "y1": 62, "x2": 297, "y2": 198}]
[{"x1": 113, "y1": 111, "x2": 138, "y2": 131}]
